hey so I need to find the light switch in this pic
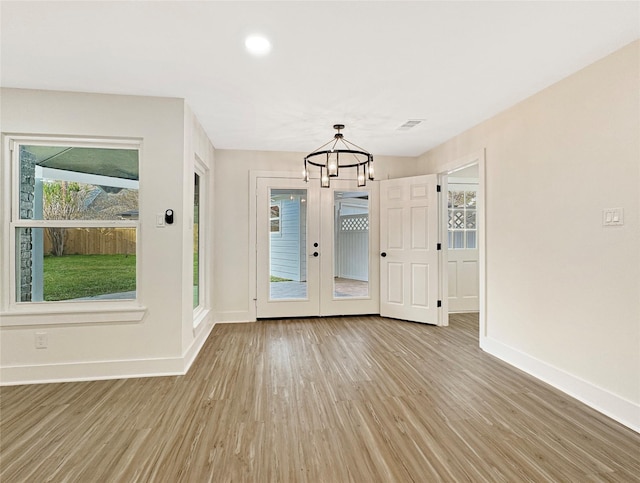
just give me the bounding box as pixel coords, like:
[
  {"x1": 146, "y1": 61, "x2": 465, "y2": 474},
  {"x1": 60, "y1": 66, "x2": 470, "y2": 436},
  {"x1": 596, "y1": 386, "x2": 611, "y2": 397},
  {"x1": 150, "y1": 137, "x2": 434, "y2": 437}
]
[
  {"x1": 156, "y1": 214, "x2": 166, "y2": 227},
  {"x1": 603, "y1": 208, "x2": 624, "y2": 226}
]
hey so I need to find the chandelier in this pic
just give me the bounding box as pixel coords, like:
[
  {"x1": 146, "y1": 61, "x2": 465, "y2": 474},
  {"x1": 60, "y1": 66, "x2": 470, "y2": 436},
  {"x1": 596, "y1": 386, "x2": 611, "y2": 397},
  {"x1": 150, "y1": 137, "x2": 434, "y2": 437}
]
[{"x1": 303, "y1": 124, "x2": 374, "y2": 188}]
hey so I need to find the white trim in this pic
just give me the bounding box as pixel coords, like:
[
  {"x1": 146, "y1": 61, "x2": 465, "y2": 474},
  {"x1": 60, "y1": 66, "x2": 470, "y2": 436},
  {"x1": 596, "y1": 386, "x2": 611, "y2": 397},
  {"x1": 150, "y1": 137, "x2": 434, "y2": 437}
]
[
  {"x1": 447, "y1": 176, "x2": 478, "y2": 185},
  {"x1": 12, "y1": 220, "x2": 138, "y2": 228},
  {"x1": 481, "y1": 336, "x2": 640, "y2": 433},
  {"x1": 214, "y1": 310, "x2": 253, "y2": 323},
  {"x1": 1, "y1": 304, "x2": 146, "y2": 326},
  {"x1": 193, "y1": 155, "x2": 210, "y2": 326},
  {"x1": 2, "y1": 134, "x2": 143, "y2": 323},
  {"x1": 192, "y1": 307, "x2": 210, "y2": 330},
  {"x1": 1, "y1": 314, "x2": 214, "y2": 386},
  {"x1": 183, "y1": 317, "x2": 215, "y2": 373},
  {"x1": 248, "y1": 170, "x2": 302, "y2": 322},
  {"x1": 0, "y1": 356, "x2": 184, "y2": 386},
  {"x1": 435, "y1": 149, "x2": 486, "y2": 329},
  {"x1": 438, "y1": 174, "x2": 449, "y2": 325},
  {"x1": 3, "y1": 134, "x2": 142, "y2": 150}
]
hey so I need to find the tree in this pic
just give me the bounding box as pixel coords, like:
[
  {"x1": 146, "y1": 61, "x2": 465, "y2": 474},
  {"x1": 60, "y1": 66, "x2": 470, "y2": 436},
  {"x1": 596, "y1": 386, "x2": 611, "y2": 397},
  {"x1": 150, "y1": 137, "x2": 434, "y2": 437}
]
[{"x1": 42, "y1": 181, "x2": 87, "y2": 256}]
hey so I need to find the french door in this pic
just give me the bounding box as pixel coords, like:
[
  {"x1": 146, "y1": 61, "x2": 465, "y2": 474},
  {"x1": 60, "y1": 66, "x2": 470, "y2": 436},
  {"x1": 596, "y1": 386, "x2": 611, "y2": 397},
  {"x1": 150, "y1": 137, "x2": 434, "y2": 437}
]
[{"x1": 256, "y1": 177, "x2": 379, "y2": 318}]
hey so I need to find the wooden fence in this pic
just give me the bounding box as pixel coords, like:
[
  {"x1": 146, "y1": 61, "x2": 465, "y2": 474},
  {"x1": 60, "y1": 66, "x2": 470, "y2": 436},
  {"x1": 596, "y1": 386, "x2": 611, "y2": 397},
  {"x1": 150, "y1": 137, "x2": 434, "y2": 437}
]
[{"x1": 44, "y1": 228, "x2": 136, "y2": 256}]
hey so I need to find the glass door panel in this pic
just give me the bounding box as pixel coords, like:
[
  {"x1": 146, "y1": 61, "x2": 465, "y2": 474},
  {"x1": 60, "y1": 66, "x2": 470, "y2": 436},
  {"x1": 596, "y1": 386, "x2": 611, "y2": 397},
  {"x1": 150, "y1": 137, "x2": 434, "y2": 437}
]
[
  {"x1": 319, "y1": 180, "x2": 379, "y2": 317},
  {"x1": 333, "y1": 191, "x2": 369, "y2": 298},
  {"x1": 269, "y1": 189, "x2": 308, "y2": 301}
]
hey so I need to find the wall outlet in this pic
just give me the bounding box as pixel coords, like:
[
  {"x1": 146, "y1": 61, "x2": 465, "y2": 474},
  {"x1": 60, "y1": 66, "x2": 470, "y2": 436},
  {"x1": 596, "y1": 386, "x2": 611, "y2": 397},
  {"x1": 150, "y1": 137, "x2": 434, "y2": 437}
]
[{"x1": 35, "y1": 332, "x2": 48, "y2": 349}]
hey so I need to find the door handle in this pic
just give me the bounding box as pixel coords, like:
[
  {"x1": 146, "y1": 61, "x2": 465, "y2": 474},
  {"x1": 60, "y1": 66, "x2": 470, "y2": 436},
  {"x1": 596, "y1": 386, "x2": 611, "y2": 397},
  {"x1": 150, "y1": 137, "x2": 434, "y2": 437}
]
[
  {"x1": 381, "y1": 252, "x2": 387, "y2": 257},
  {"x1": 313, "y1": 252, "x2": 319, "y2": 257}
]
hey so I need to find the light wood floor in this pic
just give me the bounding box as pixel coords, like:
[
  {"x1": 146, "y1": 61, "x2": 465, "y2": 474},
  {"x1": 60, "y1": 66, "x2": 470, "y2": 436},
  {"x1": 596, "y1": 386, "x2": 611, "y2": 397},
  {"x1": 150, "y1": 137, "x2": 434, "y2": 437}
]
[{"x1": 1, "y1": 314, "x2": 639, "y2": 482}]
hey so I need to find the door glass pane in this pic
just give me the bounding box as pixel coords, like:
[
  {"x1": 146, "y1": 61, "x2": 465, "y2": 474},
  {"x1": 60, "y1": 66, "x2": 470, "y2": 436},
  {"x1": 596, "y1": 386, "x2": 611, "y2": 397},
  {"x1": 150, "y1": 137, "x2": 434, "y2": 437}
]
[
  {"x1": 334, "y1": 191, "x2": 369, "y2": 298},
  {"x1": 466, "y1": 231, "x2": 477, "y2": 249},
  {"x1": 269, "y1": 189, "x2": 307, "y2": 300},
  {"x1": 465, "y1": 190, "x2": 476, "y2": 208},
  {"x1": 465, "y1": 209, "x2": 476, "y2": 229},
  {"x1": 452, "y1": 191, "x2": 465, "y2": 208},
  {"x1": 453, "y1": 231, "x2": 465, "y2": 249}
]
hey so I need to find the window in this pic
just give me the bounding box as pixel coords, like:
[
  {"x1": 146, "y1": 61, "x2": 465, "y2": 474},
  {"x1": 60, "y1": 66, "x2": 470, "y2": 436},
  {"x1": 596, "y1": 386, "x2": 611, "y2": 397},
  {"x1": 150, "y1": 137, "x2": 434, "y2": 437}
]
[
  {"x1": 10, "y1": 139, "x2": 140, "y2": 304},
  {"x1": 448, "y1": 187, "x2": 477, "y2": 249},
  {"x1": 270, "y1": 202, "x2": 281, "y2": 233},
  {"x1": 193, "y1": 157, "x2": 209, "y2": 326}
]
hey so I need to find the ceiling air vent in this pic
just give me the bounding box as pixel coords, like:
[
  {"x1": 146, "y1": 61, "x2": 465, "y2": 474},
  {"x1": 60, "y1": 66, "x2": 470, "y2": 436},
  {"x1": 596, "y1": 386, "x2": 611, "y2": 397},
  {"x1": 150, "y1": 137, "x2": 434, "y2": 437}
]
[{"x1": 397, "y1": 120, "x2": 424, "y2": 131}]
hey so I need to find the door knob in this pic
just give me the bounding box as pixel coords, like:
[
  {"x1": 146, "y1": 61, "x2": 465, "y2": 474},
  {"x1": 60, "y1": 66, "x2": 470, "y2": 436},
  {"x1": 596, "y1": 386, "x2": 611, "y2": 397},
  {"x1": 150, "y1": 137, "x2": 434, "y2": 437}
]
[
  {"x1": 313, "y1": 252, "x2": 319, "y2": 257},
  {"x1": 381, "y1": 252, "x2": 387, "y2": 257},
  {"x1": 313, "y1": 242, "x2": 318, "y2": 247}
]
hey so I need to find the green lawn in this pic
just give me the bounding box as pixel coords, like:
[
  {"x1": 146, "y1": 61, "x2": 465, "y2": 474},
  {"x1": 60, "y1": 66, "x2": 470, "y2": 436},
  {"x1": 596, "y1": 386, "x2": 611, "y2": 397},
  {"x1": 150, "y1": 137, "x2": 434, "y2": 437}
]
[{"x1": 43, "y1": 254, "x2": 136, "y2": 301}]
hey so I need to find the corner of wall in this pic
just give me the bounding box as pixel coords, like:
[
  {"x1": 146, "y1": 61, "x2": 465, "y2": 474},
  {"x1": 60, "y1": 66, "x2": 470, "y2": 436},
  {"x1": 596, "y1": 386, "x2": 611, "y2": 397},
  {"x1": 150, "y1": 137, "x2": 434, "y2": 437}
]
[{"x1": 480, "y1": 336, "x2": 640, "y2": 434}]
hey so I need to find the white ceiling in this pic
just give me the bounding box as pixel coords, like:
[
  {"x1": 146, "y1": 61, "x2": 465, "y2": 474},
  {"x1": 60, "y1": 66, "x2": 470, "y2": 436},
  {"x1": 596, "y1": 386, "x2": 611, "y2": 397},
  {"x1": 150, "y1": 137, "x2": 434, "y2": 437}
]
[{"x1": 1, "y1": 1, "x2": 638, "y2": 157}]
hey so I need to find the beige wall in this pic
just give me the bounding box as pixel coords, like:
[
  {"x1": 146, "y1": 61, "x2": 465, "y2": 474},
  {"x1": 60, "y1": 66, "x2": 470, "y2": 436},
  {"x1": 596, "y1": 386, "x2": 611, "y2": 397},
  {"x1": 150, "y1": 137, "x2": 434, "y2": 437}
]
[
  {"x1": 181, "y1": 104, "x2": 216, "y2": 356},
  {"x1": 213, "y1": 149, "x2": 418, "y2": 322},
  {"x1": 0, "y1": 88, "x2": 215, "y2": 383},
  {"x1": 418, "y1": 41, "x2": 640, "y2": 427}
]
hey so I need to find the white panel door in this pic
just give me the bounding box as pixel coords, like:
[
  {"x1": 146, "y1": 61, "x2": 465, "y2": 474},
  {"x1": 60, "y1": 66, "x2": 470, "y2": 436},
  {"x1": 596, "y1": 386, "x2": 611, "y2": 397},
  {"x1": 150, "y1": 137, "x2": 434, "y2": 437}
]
[
  {"x1": 447, "y1": 183, "x2": 479, "y2": 312},
  {"x1": 380, "y1": 175, "x2": 440, "y2": 324}
]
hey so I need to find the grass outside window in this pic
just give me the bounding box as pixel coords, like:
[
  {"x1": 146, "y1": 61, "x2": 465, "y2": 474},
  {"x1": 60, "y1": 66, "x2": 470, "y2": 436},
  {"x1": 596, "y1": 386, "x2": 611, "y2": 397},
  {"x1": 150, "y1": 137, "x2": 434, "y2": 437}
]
[{"x1": 43, "y1": 254, "x2": 136, "y2": 301}]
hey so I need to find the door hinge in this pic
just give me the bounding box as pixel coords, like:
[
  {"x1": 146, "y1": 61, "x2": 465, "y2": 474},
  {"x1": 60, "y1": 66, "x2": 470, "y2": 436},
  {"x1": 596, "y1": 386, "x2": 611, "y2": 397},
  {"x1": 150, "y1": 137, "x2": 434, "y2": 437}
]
[
  {"x1": 436, "y1": 185, "x2": 441, "y2": 192},
  {"x1": 437, "y1": 243, "x2": 441, "y2": 251},
  {"x1": 437, "y1": 300, "x2": 442, "y2": 308}
]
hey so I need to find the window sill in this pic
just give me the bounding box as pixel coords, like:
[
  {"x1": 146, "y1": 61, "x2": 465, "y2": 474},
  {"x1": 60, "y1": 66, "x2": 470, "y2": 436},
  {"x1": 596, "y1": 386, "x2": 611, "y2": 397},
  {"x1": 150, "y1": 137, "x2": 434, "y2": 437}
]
[{"x1": 0, "y1": 302, "x2": 147, "y2": 327}]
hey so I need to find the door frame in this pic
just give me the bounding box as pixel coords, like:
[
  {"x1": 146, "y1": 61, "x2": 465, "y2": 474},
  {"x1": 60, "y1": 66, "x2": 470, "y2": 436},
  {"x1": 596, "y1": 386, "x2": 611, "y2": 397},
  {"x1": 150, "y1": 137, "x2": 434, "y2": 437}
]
[
  {"x1": 445, "y1": 180, "x2": 479, "y2": 313},
  {"x1": 249, "y1": 170, "x2": 378, "y2": 321},
  {"x1": 249, "y1": 171, "x2": 300, "y2": 321},
  {"x1": 436, "y1": 150, "x2": 486, "y2": 337}
]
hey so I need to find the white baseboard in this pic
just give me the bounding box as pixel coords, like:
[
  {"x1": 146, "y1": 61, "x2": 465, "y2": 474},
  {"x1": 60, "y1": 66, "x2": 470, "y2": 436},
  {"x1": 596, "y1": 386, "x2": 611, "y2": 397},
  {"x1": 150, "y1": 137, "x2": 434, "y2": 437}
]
[
  {"x1": 0, "y1": 356, "x2": 185, "y2": 386},
  {"x1": 183, "y1": 319, "x2": 216, "y2": 373},
  {"x1": 481, "y1": 336, "x2": 640, "y2": 433},
  {"x1": 213, "y1": 310, "x2": 254, "y2": 323},
  {"x1": 1, "y1": 318, "x2": 218, "y2": 386}
]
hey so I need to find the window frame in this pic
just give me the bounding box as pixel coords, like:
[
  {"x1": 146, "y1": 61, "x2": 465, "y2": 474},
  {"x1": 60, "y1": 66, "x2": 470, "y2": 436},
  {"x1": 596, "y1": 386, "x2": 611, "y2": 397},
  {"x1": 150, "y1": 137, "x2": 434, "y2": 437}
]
[
  {"x1": 447, "y1": 184, "x2": 478, "y2": 250},
  {"x1": 193, "y1": 155, "x2": 209, "y2": 327},
  {"x1": 270, "y1": 201, "x2": 282, "y2": 235},
  {"x1": 1, "y1": 134, "x2": 146, "y2": 327}
]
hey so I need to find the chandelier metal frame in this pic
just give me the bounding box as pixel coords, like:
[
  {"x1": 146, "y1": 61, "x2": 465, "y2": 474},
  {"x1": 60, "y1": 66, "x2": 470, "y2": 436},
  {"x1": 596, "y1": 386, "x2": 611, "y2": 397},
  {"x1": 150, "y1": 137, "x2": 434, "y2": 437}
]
[{"x1": 303, "y1": 124, "x2": 374, "y2": 188}]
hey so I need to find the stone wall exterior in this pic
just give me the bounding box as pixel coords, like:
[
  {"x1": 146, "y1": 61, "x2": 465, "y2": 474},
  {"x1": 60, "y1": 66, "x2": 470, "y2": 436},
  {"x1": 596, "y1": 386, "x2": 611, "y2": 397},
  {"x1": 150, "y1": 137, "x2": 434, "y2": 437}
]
[{"x1": 18, "y1": 146, "x2": 36, "y2": 301}]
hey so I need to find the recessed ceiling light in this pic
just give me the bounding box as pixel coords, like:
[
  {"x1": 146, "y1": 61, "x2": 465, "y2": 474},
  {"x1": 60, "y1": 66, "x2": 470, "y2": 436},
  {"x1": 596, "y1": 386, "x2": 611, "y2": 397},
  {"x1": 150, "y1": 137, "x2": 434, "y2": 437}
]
[{"x1": 245, "y1": 35, "x2": 271, "y2": 56}]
